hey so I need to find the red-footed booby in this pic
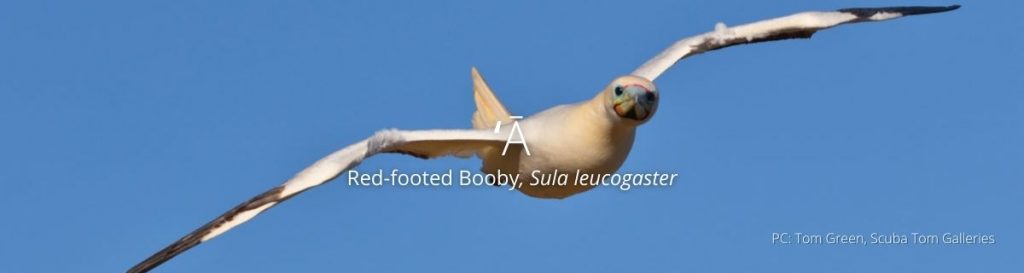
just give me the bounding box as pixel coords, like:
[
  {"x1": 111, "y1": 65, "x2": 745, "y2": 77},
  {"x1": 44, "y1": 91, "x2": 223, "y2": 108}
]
[{"x1": 128, "y1": 5, "x2": 959, "y2": 272}]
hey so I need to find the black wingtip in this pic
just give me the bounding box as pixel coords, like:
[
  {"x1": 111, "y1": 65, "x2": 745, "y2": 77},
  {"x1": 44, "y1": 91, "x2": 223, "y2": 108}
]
[
  {"x1": 925, "y1": 4, "x2": 961, "y2": 14},
  {"x1": 127, "y1": 186, "x2": 287, "y2": 273},
  {"x1": 839, "y1": 5, "x2": 961, "y2": 18}
]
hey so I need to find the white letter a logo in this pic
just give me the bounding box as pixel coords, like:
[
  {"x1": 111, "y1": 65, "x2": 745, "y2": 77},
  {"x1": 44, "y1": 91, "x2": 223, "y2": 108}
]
[{"x1": 494, "y1": 116, "x2": 531, "y2": 156}]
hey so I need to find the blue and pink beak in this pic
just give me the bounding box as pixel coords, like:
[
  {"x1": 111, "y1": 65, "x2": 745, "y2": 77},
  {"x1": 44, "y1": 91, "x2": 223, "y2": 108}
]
[{"x1": 612, "y1": 84, "x2": 657, "y2": 121}]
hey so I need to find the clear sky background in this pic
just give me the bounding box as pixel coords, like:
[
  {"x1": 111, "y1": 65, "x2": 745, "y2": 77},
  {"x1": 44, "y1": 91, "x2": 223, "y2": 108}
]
[{"x1": 1, "y1": 0, "x2": 1021, "y2": 272}]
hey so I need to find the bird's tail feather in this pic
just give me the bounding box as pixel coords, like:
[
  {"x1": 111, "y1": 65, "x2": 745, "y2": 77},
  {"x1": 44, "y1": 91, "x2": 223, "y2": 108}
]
[{"x1": 471, "y1": 67, "x2": 512, "y2": 129}]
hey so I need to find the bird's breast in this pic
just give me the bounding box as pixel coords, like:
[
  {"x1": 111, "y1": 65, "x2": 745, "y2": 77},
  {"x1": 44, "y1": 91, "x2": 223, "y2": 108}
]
[{"x1": 493, "y1": 106, "x2": 635, "y2": 199}]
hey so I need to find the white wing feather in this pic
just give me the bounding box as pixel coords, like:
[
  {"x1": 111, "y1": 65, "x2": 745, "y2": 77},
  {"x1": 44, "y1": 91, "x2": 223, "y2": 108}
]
[
  {"x1": 631, "y1": 5, "x2": 960, "y2": 81},
  {"x1": 128, "y1": 129, "x2": 506, "y2": 273}
]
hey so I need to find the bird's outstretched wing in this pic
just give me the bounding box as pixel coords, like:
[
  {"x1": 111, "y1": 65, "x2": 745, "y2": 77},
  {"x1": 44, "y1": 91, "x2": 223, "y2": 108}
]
[
  {"x1": 127, "y1": 129, "x2": 506, "y2": 273},
  {"x1": 631, "y1": 5, "x2": 960, "y2": 81}
]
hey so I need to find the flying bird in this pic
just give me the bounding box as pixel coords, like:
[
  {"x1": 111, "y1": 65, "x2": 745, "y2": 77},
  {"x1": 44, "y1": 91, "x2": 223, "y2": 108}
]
[{"x1": 129, "y1": 5, "x2": 960, "y2": 272}]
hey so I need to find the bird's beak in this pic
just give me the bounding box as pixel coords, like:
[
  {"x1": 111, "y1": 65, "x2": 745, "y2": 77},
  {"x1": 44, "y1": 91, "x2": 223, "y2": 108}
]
[{"x1": 614, "y1": 86, "x2": 656, "y2": 121}]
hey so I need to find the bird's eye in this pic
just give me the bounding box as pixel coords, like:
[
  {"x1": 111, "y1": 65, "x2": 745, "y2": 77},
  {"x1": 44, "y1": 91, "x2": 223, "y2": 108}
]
[{"x1": 614, "y1": 86, "x2": 623, "y2": 96}]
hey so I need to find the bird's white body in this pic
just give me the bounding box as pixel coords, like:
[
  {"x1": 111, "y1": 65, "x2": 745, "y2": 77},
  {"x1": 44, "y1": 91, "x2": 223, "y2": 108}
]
[{"x1": 486, "y1": 96, "x2": 637, "y2": 198}]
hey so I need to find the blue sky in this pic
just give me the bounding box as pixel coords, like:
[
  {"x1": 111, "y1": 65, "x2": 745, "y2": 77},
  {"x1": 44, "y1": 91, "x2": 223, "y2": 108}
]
[{"x1": 1, "y1": 0, "x2": 1021, "y2": 272}]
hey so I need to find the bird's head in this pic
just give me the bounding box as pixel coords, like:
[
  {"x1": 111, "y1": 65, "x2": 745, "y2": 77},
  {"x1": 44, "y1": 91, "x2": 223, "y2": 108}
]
[{"x1": 604, "y1": 75, "x2": 658, "y2": 125}]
